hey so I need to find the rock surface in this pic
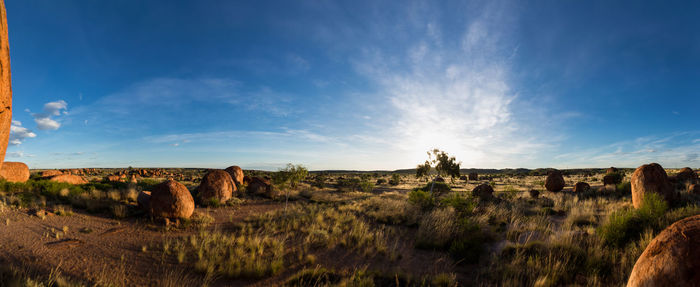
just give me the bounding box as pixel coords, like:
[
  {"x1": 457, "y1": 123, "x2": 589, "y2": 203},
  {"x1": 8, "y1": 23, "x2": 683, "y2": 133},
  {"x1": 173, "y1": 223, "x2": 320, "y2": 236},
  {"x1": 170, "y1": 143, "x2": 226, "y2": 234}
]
[
  {"x1": 0, "y1": 1, "x2": 12, "y2": 172},
  {"x1": 627, "y1": 215, "x2": 700, "y2": 287},
  {"x1": 149, "y1": 180, "x2": 194, "y2": 219},
  {"x1": 0, "y1": 161, "x2": 28, "y2": 183},
  {"x1": 197, "y1": 169, "x2": 236, "y2": 204},
  {"x1": 675, "y1": 167, "x2": 698, "y2": 184},
  {"x1": 545, "y1": 170, "x2": 565, "y2": 192},
  {"x1": 41, "y1": 170, "x2": 63, "y2": 178},
  {"x1": 631, "y1": 163, "x2": 674, "y2": 209},
  {"x1": 247, "y1": 176, "x2": 274, "y2": 197},
  {"x1": 471, "y1": 184, "x2": 494, "y2": 199},
  {"x1": 137, "y1": 191, "x2": 151, "y2": 210},
  {"x1": 573, "y1": 182, "x2": 591, "y2": 193},
  {"x1": 224, "y1": 165, "x2": 244, "y2": 186}
]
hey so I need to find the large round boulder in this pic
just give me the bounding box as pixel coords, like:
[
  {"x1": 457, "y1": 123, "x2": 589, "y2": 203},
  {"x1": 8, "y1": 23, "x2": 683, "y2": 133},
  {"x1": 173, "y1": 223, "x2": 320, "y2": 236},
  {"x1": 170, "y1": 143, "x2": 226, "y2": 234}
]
[
  {"x1": 137, "y1": 191, "x2": 151, "y2": 210},
  {"x1": 545, "y1": 170, "x2": 565, "y2": 192},
  {"x1": 49, "y1": 174, "x2": 87, "y2": 185},
  {"x1": 149, "y1": 180, "x2": 194, "y2": 219},
  {"x1": 627, "y1": 215, "x2": 700, "y2": 287},
  {"x1": 0, "y1": 2, "x2": 12, "y2": 172},
  {"x1": 224, "y1": 165, "x2": 244, "y2": 186},
  {"x1": 573, "y1": 182, "x2": 591, "y2": 193},
  {"x1": 606, "y1": 167, "x2": 618, "y2": 174},
  {"x1": 247, "y1": 176, "x2": 274, "y2": 197},
  {"x1": 675, "y1": 167, "x2": 698, "y2": 184},
  {"x1": 468, "y1": 172, "x2": 478, "y2": 181},
  {"x1": 0, "y1": 161, "x2": 28, "y2": 183},
  {"x1": 471, "y1": 183, "x2": 494, "y2": 199},
  {"x1": 631, "y1": 163, "x2": 674, "y2": 209},
  {"x1": 689, "y1": 184, "x2": 700, "y2": 195},
  {"x1": 197, "y1": 170, "x2": 236, "y2": 204}
]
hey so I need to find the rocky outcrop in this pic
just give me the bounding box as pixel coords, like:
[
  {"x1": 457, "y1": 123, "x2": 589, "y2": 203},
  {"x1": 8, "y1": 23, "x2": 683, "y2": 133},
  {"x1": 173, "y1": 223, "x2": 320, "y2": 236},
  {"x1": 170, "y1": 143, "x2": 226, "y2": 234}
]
[
  {"x1": 49, "y1": 174, "x2": 88, "y2": 185},
  {"x1": 224, "y1": 165, "x2": 244, "y2": 186}
]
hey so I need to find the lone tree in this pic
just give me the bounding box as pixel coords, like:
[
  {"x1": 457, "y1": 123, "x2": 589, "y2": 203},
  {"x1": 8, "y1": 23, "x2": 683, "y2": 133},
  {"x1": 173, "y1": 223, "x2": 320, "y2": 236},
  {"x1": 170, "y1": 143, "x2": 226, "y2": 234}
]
[{"x1": 416, "y1": 149, "x2": 461, "y2": 192}]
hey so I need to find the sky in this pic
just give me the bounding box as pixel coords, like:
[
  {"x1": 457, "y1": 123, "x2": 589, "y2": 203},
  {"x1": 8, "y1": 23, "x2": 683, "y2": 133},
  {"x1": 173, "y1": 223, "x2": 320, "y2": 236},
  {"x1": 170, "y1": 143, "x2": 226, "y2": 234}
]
[{"x1": 4, "y1": 1, "x2": 700, "y2": 170}]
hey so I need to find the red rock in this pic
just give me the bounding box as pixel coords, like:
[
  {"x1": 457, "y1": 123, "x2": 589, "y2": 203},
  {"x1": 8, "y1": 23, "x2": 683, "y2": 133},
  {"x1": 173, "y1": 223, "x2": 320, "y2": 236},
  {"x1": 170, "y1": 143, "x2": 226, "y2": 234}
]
[
  {"x1": 631, "y1": 163, "x2": 674, "y2": 209},
  {"x1": 471, "y1": 183, "x2": 494, "y2": 199},
  {"x1": 224, "y1": 165, "x2": 244, "y2": 185},
  {"x1": 197, "y1": 170, "x2": 236, "y2": 204},
  {"x1": 0, "y1": 161, "x2": 28, "y2": 183},
  {"x1": 573, "y1": 182, "x2": 591, "y2": 193},
  {"x1": 627, "y1": 215, "x2": 700, "y2": 287},
  {"x1": 545, "y1": 170, "x2": 565, "y2": 192},
  {"x1": 149, "y1": 180, "x2": 194, "y2": 219},
  {"x1": 0, "y1": 1, "x2": 11, "y2": 172}
]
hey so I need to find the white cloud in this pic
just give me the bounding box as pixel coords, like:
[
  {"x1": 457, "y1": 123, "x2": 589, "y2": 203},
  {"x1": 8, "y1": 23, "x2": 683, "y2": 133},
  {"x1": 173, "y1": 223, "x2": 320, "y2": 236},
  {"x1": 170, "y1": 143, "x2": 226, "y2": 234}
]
[
  {"x1": 7, "y1": 151, "x2": 34, "y2": 158},
  {"x1": 348, "y1": 4, "x2": 557, "y2": 168},
  {"x1": 32, "y1": 100, "x2": 68, "y2": 130},
  {"x1": 9, "y1": 120, "x2": 37, "y2": 145}
]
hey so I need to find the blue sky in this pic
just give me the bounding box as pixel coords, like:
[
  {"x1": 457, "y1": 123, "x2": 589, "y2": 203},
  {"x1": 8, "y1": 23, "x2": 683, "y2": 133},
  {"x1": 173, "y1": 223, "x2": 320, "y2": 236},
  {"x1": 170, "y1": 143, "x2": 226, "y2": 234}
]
[{"x1": 5, "y1": 1, "x2": 700, "y2": 170}]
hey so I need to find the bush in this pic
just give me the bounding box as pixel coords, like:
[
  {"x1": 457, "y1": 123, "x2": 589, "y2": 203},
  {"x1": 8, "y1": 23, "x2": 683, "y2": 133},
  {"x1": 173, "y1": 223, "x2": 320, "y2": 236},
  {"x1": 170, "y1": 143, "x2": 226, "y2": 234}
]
[
  {"x1": 415, "y1": 207, "x2": 456, "y2": 249},
  {"x1": 358, "y1": 180, "x2": 374, "y2": 193},
  {"x1": 389, "y1": 174, "x2": 401, "y2": 186},
  {"x1": 440, "y1": 193, "x2": 476, "y2": 215},
  {"x1": 449, "y1": 218, "x2": 487, "y2": 264},
  {"x1": 418, "y1": 181, "x2": 451, "y2": 195},
  {"x1": 408, "y1": 189, "x2": 435, "y2": 210},
  {"x1": 376, "y1": 178, "x2": 387, "y2": 185},
  {"x1": 598, "y1": 193, "x2": 667, "y2": 247},
  {"x1": 616, "y1": 182, "x2": 631, "y2": 194}
]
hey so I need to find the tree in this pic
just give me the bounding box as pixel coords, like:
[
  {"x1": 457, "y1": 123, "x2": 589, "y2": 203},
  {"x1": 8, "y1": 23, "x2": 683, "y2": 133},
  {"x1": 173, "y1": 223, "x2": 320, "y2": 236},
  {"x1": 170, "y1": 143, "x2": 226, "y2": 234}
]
[
  {"x1": 274, "y1": 163, "x2": 308, "y2": 212},
  {"x1": 415, "y1": 149, "x2": 461, "y2": 193}
]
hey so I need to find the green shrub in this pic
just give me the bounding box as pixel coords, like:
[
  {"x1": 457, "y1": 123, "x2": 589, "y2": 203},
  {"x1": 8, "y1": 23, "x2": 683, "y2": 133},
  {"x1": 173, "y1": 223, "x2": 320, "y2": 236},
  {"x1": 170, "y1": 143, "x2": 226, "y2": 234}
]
[
  {"x1": 408, "y1": 189, "x2": 435, "y2": 211},
  {"x1": 358, "y1": 180, "x2": 375, "y2": 193},
  {"x1": 449, "y1": 218, "x2": 487, "y2": 264},
  {"x1": 418, "y1": 181, "x2": 451, "y2": 194},
  {"x1": 598, "y1": 193, "x2": 667, "y2": 247},
  {"x1": 389, "y1": 174, "x2": 401, "y2": 186},
  {"x1": 616, "y1": 182, "x2": 631, "y2": 194},
  {"x1": 440, "y1": 193, "x2": 476, "y2": 215},
  {"x1": 376, "y1": 178, "x2": 387, "y2": 185}
]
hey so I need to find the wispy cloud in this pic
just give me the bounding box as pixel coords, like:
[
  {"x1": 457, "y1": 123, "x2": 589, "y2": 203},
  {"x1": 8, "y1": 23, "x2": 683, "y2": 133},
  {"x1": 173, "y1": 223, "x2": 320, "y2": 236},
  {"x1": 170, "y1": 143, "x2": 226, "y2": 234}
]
[
  {"x1": 346, "y1": 2, "x2": 558, "y2": 168},
  {"x1": 32, "y1": 100, "x2": 68, "y2": 130},
  {"x1": 9, "y1": 120, "x2": 37, "y2": 145}
]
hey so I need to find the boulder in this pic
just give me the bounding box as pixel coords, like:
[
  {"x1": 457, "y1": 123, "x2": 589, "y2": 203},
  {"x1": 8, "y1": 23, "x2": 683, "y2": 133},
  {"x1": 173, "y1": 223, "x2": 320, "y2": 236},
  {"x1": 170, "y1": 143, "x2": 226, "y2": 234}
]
[
  {"x1": 459, "y1": 175, "x2": 467, "y2": 181},
  {"x1": 41, "y1": 170, "x2": 63, "y2": 178},
  {"x1": 0, "y1": 161, "x2": 28, "y2": 183},
  {"x1": 606, "y1": 167, "x2": 618, "y2": 174},
  {"x1": 631, "y1": 163, "x2": 675, "y2": 209},
  {"x1": 468, "y1": 172, "x2": 478, "y2": 181},
  {"x1": 528, "y1": 189, "x2": 540, "y2": 199},
  {"x1": 627, "y1": 215, "x2": 700, "y2": 287},
  {"x1": 544, "y1": 170, "x2": 565, "y2": 192},
  {"x1": 224, "y1": 165, "x2": 245, "y2": 186},
  {"x1": 572, "y1": 182, "x2": 591, "y2": 193},
  {"x1": 148, "y1": 180, "x2": 194, "y2": 219},
  {"x1": 247, "y1": 176, "x2": 273, "y2": 197},
  {"x1": 137, "y1": 191, "x2": 151, "y2": 210},
  {"x1": 105, "y1": 175, "x2": 123, "y2": 182},
  {"x1": 0, "y1": 2, "x2": 11, "y2": 172},
  {"x1": 197, "y1": 170, "x2": 236, "y2": 204},
  {"x1": 243, "y1": 175, "x2": 252, "y2": 185},
  {"x1": 603, "y1": 174, "x2": 621, "y2": 186},
  {"x1": 689, "y1": 184, "x2": 700, "y2": 195},
  {"x1": 471, "y1": 184, "x2": 494, "y2": 199},
  {"x1": 49, "y1": 174, "x2": 88, "y2": 185},
  {"x1": 675, "y1": 167, "x2": 698, "y2": 184}
]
